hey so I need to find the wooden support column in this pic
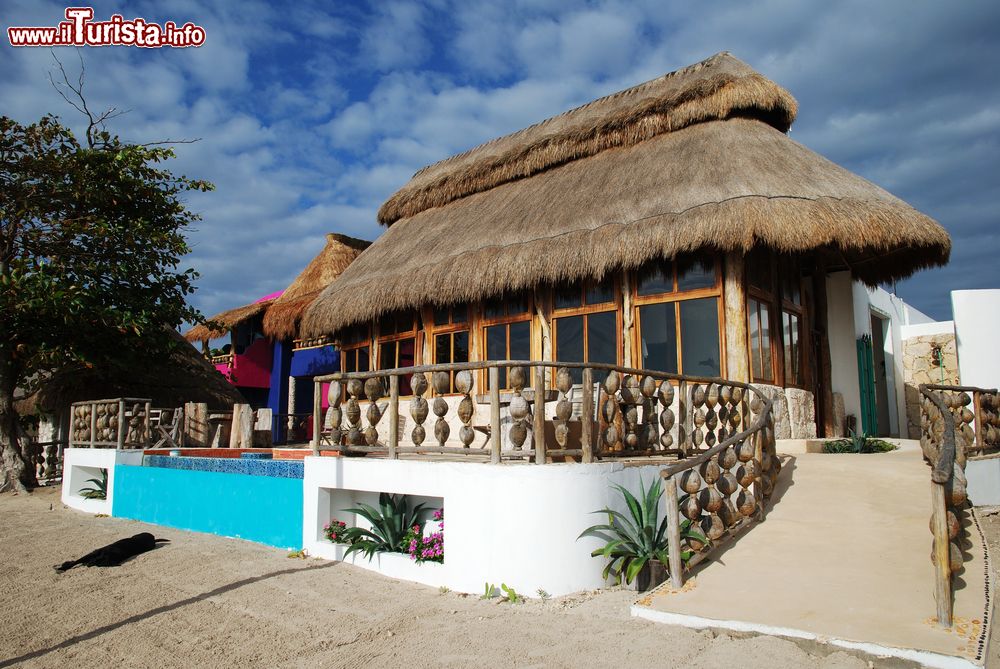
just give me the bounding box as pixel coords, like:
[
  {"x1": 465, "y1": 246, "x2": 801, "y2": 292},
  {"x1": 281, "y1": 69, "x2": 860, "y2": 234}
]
[
  {"x1": 581, "y1": 367, "x2": 594, "y2": 463},
  {"x1": 489, "y1": 367, "x2": 501, "y2": 464},
  {"x1": 534, "y1": 288, "x2": 552, "y2": 362},
  {"x1": 931, "y1": 482, "x2": 953, "y2": 626},
  {"x1": 388, "y1": 375, "x2": 399, "y2": 459},
  {"x1": 229, "y1": 404, "x2": 245, "y2": 449},
  {"x1": 723, "y1": 252, "x2": 749, "y2": 383},
  {"x1": 622, "y1": 271, "x2": 635, "y2": 369},
  {"x1": 812, "y1": 257, "x2": 835, "y2": 437},
  {"x1": 664, "y1": 475, "x2": 684, "y2": 588},
  {"x1": 533, "y1": 364, "x2": 546, "y2": 463},
  {"x1": 420, "y1": 305, "x2": 434, "y2": 365}
]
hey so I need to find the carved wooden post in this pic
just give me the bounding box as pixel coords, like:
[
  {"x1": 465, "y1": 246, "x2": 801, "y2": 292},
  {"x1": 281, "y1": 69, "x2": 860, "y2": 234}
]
[
  {"x1": 456, "y1": 371, "x2": 476, "y2": 450},
  {"x1": 622, "y1": 272, "x2": 635, "y2": 368},
  {"x1": 678, "y1": 380, "x2": 689, "y2": 455},
  {"x1": 931, "y1": 481, "x2": 953, "y2": 627},
  {"x1": 116, "y1": 399, "x2": 126, "y2": 450},
  {"x1": 533, "y1": 364, "x2": 546, "y2": 463},
  {"x1": 723, "y1": 252, "x2": 749, "y2": 383},
  {"x1": 664, "y1": 474, "x2": 683, "y2": 588},
  {"x1": 143, "y1": 401, "x2": 152, "y2": 448},
  {"x1": 311, "y1": 382, "x2": 321, "y2": 454},
  {"x1": 89, "y1": 402, "x2": 97, "y2": 448},
  {"x1": 231, "y1": 404, "x2": 246, "y2": 449},
  {"x1": 327, "y1": 381, "x2": 343, "y2": 451},
  {"x1": 973, "y1": 391, "x2": 984, "y2": 452},
  {"x1": 581, "y1": 367, "x2": 594, "y2": 463},
  {"x1": 489, "y1": 367, "x2": 501, "y2": 464},
  {"x1": 388, "y1": 375, "x2": 399, "y2": 459},
  {"x1": 508, "y1": 367, "x2": 529, "y2": 451}
]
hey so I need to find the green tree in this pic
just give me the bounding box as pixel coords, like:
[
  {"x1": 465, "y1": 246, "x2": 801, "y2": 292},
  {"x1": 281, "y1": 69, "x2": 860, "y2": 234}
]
[{"x1": 0, "y1": 115, "x2": 212, "y2": 492}]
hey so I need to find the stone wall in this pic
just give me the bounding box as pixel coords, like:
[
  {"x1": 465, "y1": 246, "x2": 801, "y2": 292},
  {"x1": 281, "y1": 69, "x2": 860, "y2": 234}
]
[
  {"x1": 902, "y1": 332, "x2": 960, "y2": 438},
  {"x1": 755, "y1": 384, "x2": 817, "y2": 439}
]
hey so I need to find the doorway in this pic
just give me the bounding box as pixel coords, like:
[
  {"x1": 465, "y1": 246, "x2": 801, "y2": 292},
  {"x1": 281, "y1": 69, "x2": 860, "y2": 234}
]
[{"x1": 869, "y1": 313, "x2": 892, "y2": 437}]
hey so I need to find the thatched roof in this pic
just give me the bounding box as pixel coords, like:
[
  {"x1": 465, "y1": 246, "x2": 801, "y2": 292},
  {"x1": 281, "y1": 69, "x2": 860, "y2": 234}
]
[
  {"x1": 185, "y1": 297, "x2": 276, "y2": 343},
  {"x1": 302, "y1": 52, "x2": 950, "y2": 335},
  {"x1": 16, "y1": 329, "x2": 244, "y2": 415},
  {"x1": 262, "y1": 233, "x2": 370, "y2": 340}
]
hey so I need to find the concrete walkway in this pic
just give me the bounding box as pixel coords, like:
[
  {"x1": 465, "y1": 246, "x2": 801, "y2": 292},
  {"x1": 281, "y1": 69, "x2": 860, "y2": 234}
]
[{"x1": 633, "y1": 443, "x2": 992, "y2": 668}]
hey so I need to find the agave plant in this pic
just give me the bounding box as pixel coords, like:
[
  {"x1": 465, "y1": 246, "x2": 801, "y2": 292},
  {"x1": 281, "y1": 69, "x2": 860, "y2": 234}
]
[
  {"x1": 79, "y1": 469, "x2": 108, "y2": 500},
  {"x1": 579, "y1": 477, "x2": 705, "y2": 585},
  {"x1": 341, "y1": 493, "x2": 427, "y2": 560}
]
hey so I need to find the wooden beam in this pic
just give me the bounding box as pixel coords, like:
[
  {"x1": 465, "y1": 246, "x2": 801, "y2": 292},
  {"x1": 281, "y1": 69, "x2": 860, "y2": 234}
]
[
  {"x1": 723, "y1": 252, "x2": 749, "y2": 383},
  {"x1": 534, "y1": 364, "x2": 546, "y2": 463},
  {"x1": 388, "y1": 375, "x2": 399, "y2": 459},
  {"x1": 489, "y1": 367, "x2": 501, "y2": 464},
  {"x1": 931, "y1": 482, "x2": 953, "y2": 627},
  {"x1": 664, "y1": 475, "x2": 684, "y2": 588},
  {"x1": 622, "y1": 271, "x2": 635, "y2": 368},
  {"x1": 812, "y1": 257, "x2": 835, "y2": 437},
  {"x1": 581, "y1": 367, "x2": 594, "y2": 463}
]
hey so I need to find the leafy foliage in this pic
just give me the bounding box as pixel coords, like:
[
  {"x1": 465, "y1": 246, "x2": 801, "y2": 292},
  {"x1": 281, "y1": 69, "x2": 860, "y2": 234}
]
[
  {"x1": 0, "y1": 115, "x2": 212, "y2": 490},
  {"x1": 500, "y1": 583, "x2": 522, "y2": 604},
  {"x1": 341, "y1": 493, "x2": 427, "y2": 561},
  {"x1": 579, "y1": 477, "x2": 706, "y2": 585},
  {"x1": 481, "y1": 582, "x2": 497, "y2": 600},
  {"x1": 823, "y1": 434, "x2": 897, "y2": 454},
  {"x1": 78, "y1": 468, "x2": 107, "y2": 500}
]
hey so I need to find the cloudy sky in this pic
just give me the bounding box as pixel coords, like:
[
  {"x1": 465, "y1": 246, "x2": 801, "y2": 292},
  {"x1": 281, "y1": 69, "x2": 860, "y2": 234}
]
[{"x1": 2, "y1": 0, "x2": 997, "y2": 321}]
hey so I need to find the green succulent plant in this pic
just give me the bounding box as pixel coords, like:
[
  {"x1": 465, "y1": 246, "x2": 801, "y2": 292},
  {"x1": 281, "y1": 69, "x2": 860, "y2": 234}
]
[{"x1": 341, "y1": 493, "x2": 427, "y2": 561}]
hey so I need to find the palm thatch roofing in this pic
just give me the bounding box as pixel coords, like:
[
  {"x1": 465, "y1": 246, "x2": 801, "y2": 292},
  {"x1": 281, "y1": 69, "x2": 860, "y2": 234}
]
[
  {"x1": 262, "y1": 233, "x2": 370, "y2": 341},
  {"x1": 184, "y1": 297, "x2": 276, "y2": 343},
  {"x1": 302, "y1": 51, "x2": 950, "y2": 336},
  {"x1": 16, "y1": 329, "x2": 244, "y2": 415}
]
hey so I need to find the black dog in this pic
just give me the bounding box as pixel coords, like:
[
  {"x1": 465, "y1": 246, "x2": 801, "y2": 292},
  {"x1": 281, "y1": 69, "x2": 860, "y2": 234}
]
[{"x1": 55, "y1": 532, "x2": 169, "y2": 572}]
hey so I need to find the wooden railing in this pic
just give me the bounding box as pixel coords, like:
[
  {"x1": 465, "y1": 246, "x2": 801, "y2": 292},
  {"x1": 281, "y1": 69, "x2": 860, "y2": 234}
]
[
  {"x1": 657, "y1": 385, "x2": 777, "y2": 588},
  {"x1": 311, "y1": 360, "x2": 773, "y2": 464},
  {"x1": 210, "y1": 352, "x2": 234, "y2": 365},
  {"x1": 69, "y1": 398, "x2": 152, "y2": 449},
  {"x1": 918, "y1": 383, "x2": 990, "y2": 627}
]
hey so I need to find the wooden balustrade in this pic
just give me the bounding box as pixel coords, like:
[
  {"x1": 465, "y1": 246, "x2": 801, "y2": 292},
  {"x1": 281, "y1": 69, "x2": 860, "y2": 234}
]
[
  {"x1": 919, "y1": 383, "x2": 986, "y2": 628},
  {"x1": 658, "y1": 384, "x2": 777, "y2": 588},
  {"x1": 310, "y1": 361, "x2": 773, "y2": 465},
  {"x1": 69, "y1": 398, "x2": 152, "y2": 449}
]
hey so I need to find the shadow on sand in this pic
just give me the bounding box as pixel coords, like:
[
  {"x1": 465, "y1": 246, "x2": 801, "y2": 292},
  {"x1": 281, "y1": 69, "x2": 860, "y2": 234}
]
[{"x1": 0, "y1": 561, "x2": 339, "y2": 668}]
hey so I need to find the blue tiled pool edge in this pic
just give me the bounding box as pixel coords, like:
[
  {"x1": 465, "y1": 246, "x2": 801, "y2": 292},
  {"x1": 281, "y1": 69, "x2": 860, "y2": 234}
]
[
  {"x1": 144, "y1": 455, "x2": 303, "y2": 479},
  {"x1": 112, "y1": 464, "x2": 303, "y2": 549}
]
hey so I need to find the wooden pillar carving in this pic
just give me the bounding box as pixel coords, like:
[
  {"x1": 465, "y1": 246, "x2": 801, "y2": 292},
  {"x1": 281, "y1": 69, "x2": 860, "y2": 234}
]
[
  {"x1": 723, "y1": 252, "x2": 749, "y2": 383},
  {"x1": 812, "y1": 257, "x2": 835, "y2": 437},
  {"x1": 622, "y1": 271, "x2": 635, "y2": 369},
  {"x1": 534, "y1": 287, "x2": 552, "y2": 362}
]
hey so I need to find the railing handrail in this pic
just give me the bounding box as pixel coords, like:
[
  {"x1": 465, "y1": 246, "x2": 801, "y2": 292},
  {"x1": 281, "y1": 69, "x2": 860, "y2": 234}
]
[
  {"x1": 923, "y1": 383, "x2": 999, "y2": 394},
  {"x1": 919, "y1": 384, "x2": 959, "y2": 484},
  {"x1": 314, "y1": 359, "x2": 762, "y2": 392},
  {"x1": 70, "y1": 397, "x2": 152, "y2": 407}
]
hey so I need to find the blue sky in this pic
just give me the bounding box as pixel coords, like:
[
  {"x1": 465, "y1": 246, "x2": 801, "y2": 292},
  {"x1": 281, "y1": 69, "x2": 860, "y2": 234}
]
[{"x1": 2, "y1": 0, "x2": 998, "y2": 321}]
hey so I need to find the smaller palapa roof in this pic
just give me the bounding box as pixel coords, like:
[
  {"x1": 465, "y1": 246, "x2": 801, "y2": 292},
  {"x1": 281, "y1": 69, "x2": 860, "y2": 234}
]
[
  {"x1": 184, "y1": 293, "x2": 278, "y2": 343},
  {"x1": 262, "y1": 233, "x2": 370, "y2": 341}
]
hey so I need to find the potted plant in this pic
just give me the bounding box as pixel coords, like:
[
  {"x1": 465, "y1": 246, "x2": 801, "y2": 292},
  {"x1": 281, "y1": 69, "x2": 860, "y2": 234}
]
[{"x1": 579, "y1": 477, "x2": 705, "y2": 591}]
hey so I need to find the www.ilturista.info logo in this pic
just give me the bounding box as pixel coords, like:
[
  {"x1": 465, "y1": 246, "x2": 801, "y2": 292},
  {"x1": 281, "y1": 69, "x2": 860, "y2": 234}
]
[{"x1": 8, "y1": 7, "x2": 206, "y2": 48}]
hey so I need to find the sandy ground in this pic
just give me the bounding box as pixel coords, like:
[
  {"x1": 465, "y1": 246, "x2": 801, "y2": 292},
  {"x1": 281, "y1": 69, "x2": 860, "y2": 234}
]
[{"x1": 0, "y1": 486, "x2": 967, "y2": 669}]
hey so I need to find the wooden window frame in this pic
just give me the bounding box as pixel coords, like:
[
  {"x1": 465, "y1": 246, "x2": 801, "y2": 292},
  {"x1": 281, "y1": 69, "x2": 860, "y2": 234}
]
[
  {"x1": 746, "y1": 296, "x2": 776, "y2": 384},
  {"x1": 745, "y1": 251, "x2": 811, "y2": 389},
  {"x1": 551, "y1": 277, "x2": 622, "y2": 372},
  {"x1": 631, "y1": 256, "x2": 726, "y2": 378},
  {"x1": 779, "y1": 257, "x2": 809, "y2": 389},
  {"x1": 431, "y1": 306, "x2": 471, "y2": 394},
  {"x1": 480, "y1": 293, "x2": 534, "y2": 390},
  {"x1": 338, "y1": 324, "x2": 373, "y2": 375}
]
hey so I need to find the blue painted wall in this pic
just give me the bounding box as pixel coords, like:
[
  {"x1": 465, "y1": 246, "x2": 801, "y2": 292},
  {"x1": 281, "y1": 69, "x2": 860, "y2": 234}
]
[
  {"x1": 112, "y1": 464, "x2": 303, "y2": 549},
  {"x1": 268, "y1": 339, "x2": 292, "y2": 442},
  {"x1": 290, "y1": 344, "x2": 339, "y2": 377}
]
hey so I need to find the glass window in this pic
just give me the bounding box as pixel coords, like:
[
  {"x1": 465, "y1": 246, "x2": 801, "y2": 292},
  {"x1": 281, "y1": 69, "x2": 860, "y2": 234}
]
[
  {"x1": 434, "y1": 305, "x2": 468, "y2": 326},
  {"x1": 378, "y1": 311, "x2": 415, "y2": 337},
  {"x1": 676, "y1": 257, "x2": 716, "y2": 292},
  {"x1": 747, "y1": 248, "x2": 772, "y2": 292},
  {"x1": 638, "y1": 302, "x2": 678, "y2": 374},
  {"x1": 783, "y1": 311, "x2": 802, "y2": 386},
  {"x1": 484, "y1": 292, "x2": 530, "y2": 320},
  {"x1": 782, "y1": 271, "x2": 801, "y2": 306},
  {"x1": 554, "y1": 311, "x2": 618, "y2": 383},
  {"x1": 554, "y1": 284, "x2": 581, "y2": 311},
  {"x1": 586, "y1": 277, "x2": 615, "y2": 305},
  {"x1": 680, "y1": 298, "x2": 720, "y2": 377},
  {"x1": 555, "y1": 315, "x2": 585, "y2": 365},
  {"x1": 587, "y1": 311, "x2": 617, "y2": 366},
  {"x1": 748, "y1": 298, "x2": 773, "y2": 383},
  {"x1": 485, "y1": 321, "x2": 531, "y2": 389},
  {"x1": 378, "y1": 338, "x2": 415, "y2": 394},
  {"x1": 434, "y1": 330, "x2": 469, "y2": 393},
  {"x1": 343, "y1": 346, "x2": 370, "y2": 374},
  {"x1": 637, "y1": 262, "x2": 673, "y2": 297}
]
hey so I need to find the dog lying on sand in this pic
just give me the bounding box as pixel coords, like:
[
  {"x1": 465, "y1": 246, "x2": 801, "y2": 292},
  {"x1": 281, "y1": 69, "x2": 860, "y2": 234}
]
[{"x1": 55, "y1": 532, "x2": 169, "y2": 572}]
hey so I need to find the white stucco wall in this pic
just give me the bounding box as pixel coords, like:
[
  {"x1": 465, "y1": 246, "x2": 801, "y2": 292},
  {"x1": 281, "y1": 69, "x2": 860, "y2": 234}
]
[
  {"x1": 61, "y1": 448, "x2": 144, "y2": 515},
  {"x1": 952, "y1": 289, "x2": 1000, "y2": 390},
  {"x1": 827, "y1": 272, "x2": 862, "y2": 429},
  {"x1": 303, "y1": 457, "x2": 663, "y2": 597}
]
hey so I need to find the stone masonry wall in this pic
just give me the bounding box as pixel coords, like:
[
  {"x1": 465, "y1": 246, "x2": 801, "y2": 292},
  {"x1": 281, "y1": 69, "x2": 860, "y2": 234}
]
[{"x1": 902, "y1": 332, "x2": 960, "y2": 438}]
